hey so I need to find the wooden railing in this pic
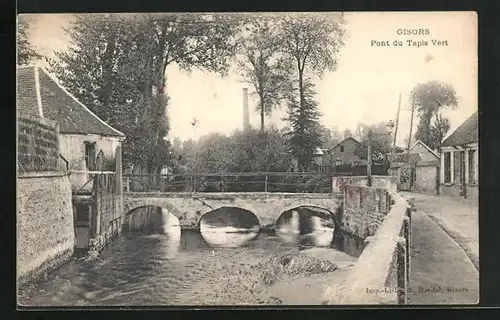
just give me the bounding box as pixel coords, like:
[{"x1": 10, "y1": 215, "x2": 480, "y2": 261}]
[
  {"x1": 123, "y1": 172, "x2": 355, "y2": 194},
  {"x1": 70, "y1": 170, "x2": 116, "y2": 195}
]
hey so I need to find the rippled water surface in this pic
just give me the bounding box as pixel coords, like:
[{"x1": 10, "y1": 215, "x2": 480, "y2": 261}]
[{"x1": 19, "y1": 215, "x2": 356, "y2": 306}]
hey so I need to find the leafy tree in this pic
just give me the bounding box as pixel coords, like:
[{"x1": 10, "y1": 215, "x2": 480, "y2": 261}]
[
  {"x1": 278, "y1": 13, "x2": 346, "y2": 171},
  {"x1": 17, "y1": 15, "x2": 43, "y2": 65},
  {"x1": 429, "y1": 113, "x2": 450, "y2": 149},
  {"x1": 177, "y1": 127, "x2": 292, "y2": 174},
  {"x1": 410, "y1": 81, "x2": 458, "y2": 151},
  {"x1": 354, "y1": 122, "x2": 393, "y2": 163},
  {"x1": 232, "y1": 127, "x2": 292, "y2": 172},
  {"x1": 237, "y1": 19, "x2": 292, "y2": 131},
  {"x1": 47, "y1": 13, "x2": 240, "y2": 173}
]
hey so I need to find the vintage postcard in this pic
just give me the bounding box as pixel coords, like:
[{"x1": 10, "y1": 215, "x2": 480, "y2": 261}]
[{"x1": 17, "y1": 11, "x2": 478, "y2": 306}]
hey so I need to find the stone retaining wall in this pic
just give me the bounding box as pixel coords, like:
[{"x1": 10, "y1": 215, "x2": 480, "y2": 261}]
[
  {"x1": 17, "y1": 172, "x2": 75, "y2": 284},
  {"x1": 332, "y1": 175, "x2": 397, "y2": 193},
  {"x1": 341, "y1": 185, "x2": 391, "y2": 240},
  {"x1": 324, "y1": 191, "x2": 412, "y2": 305}
]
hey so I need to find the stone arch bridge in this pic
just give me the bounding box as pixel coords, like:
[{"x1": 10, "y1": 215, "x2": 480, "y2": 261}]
[{"x1": 123, "y1": 192, "x2": 343, "y2": 229}]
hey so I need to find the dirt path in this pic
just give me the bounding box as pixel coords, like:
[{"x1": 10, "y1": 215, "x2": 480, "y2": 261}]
[{"x1": 408, "y1": 211, "x2": 479, "y2": 304}]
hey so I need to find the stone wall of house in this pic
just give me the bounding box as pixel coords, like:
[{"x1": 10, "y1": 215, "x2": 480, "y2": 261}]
[
  {"x1": 17, "y1": 116, "x2": 60, "y2": 173},
  {"x1": 17, "y1": 172, "x2": 75, "y2": 284},
  {"x1": 414, "y1": 164, "x2": 439, "y2": 195}
]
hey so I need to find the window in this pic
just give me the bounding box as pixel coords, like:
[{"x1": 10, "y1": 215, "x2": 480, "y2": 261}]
[
  {"x1": 340, "y1": 146, "x2": 345, "y2": 153},
  {"x1": 468, "y1": 149, "x2": 476, "y2": 185},
  {"x1": 84, "y1": 141, "x2": 97, "y2": 171},
  {"x1": 443, "y1": 152, "x2": 451, "y2": 183}
]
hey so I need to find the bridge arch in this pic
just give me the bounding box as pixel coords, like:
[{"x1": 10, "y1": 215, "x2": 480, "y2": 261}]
[
  {"x1": 198, "y1": 205, "x2": 262, "y2": 229},
  {"x1": 124, "y1": 199, "x2": 183, "y2": 219},
  {"x1": 278, "y1": 204, "x2": 340, "y2": 228}
]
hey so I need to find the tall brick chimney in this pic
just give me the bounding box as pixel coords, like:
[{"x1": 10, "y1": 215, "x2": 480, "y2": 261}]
[{"x1": 242, "y1": 88, "x2": 250, "y2": 131}]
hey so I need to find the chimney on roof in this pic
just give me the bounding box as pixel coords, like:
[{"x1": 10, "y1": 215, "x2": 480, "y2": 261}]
[{"x1": 243, "y1": 87, "x2": 250, "y2": 131}]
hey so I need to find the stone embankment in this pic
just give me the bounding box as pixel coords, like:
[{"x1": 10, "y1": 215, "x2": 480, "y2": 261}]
[{"x1": 17, "y1": 172, "x2": 75, "y2": 286}]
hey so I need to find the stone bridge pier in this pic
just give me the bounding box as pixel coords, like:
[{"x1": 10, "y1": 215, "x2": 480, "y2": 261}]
[{"x1": 123, "y1": 192, "x2": 343, "y2": 230}]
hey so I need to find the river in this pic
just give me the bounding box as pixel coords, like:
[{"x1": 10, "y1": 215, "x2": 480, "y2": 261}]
[{"x1": 18, "y1": 210, "x2": 358, "y2": 306}]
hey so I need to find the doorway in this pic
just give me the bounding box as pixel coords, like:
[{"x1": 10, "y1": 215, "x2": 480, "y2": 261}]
[{"x1": 74, "y1": 202, "x2": 91, "y2": 251}]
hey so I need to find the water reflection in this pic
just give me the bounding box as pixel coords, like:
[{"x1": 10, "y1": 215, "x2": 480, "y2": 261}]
[
  {"x1": 155, "y1": 211, "x2": 181, "y2": 259},
  {"x1": 19, "y1": 207, "x2": 343, "y2": 306},
  {"x1": 200, "y1": 206, "x2": 260, "y2": 247},
  {"x1": 200, "y1": 225, "x2": 260, "y2": 247},
  {"x1": 276, "y1": 208, "x2": 335, "y2": 247}
]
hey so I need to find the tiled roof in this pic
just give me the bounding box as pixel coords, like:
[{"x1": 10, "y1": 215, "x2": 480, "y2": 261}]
[
  {"x1": 442, "y1": 111, "x2": 478, "y2": 146},
  {"x1": 17, "y1": 67, "x2": 40, "y2": 118},
  {"x1": 16, "y1": 66, "x2": 125, "y2": 138}
]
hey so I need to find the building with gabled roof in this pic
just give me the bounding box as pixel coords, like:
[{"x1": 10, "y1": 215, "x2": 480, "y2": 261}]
[
  {"x1": 409, "y1": 140, "x2": 440, "y2": 164},
  {"x1": 439, "y1": 111, "x2": 478, "y2": 199},
  {"x1": 17, "y1": 66, "x2": 126, "y2": 191},
  {"x1": 17, "y1": 66, "x2": 125, "y2": 138},
  {"x1": 327, "y1": 137, "x2": 365, "y2": 166}
]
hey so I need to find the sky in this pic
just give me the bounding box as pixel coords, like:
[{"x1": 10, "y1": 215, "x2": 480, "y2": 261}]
[{"x1": 24, "y1": 12, "x2": 477, "y2": 146}]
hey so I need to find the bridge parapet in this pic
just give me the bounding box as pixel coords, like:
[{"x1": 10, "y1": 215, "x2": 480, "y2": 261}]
[
  {"x1": 324, "y1": 190, "x2": 411, "y2": 305},
  {"x1": 123, "y1": 172, "x2": 338, "y2": 194}
]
